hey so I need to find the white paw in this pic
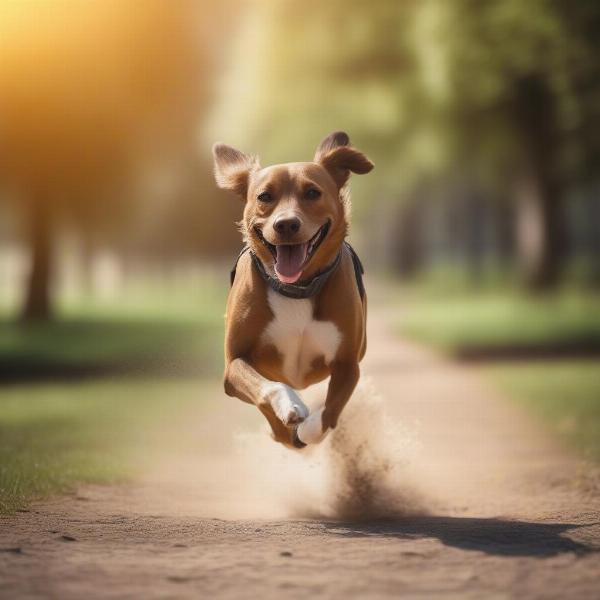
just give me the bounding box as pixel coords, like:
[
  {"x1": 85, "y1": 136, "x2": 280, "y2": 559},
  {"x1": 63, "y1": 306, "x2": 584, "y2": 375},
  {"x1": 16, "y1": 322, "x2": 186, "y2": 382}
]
[
  {"x1": 262, "y1": 383, "x2": 309, "y2": 426},
  {"x1": 296, "y1": 407, "x2": 329, "y2": 445}
]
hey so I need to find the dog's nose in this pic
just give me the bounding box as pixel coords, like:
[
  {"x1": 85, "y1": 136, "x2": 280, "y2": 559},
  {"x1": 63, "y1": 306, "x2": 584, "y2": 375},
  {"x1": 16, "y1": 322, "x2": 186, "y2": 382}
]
[{"x1": 273, "y1": 216, "x2": 301, "y2": 237}]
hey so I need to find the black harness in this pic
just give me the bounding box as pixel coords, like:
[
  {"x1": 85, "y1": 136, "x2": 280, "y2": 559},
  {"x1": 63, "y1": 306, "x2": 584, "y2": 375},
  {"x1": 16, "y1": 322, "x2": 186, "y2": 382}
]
[{"x1": 230, "y1": 241, "x2": 365, "y2": 301}]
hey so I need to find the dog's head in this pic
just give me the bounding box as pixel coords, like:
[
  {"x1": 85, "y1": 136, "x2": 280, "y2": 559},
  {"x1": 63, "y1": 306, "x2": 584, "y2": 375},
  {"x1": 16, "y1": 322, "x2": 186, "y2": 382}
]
[{"x1": 213, "y1": 131, "x2": 373, "y2": 284}]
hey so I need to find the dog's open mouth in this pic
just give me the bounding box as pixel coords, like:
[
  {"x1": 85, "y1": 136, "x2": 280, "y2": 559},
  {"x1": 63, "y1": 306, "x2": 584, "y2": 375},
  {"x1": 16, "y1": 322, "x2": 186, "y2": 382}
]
[{"x1": 255, "y1": 221, "x2": 330, "y2": 284}]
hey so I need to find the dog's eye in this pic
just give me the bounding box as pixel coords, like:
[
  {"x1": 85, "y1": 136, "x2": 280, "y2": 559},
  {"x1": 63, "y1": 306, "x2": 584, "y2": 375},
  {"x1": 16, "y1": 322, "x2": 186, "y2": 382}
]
[
  {"x1": 305, "y1": 188, "x2": 321, "y2": 200},
  {"x1": 257, "y1": 191, "x2": 273, "y2": 203}
]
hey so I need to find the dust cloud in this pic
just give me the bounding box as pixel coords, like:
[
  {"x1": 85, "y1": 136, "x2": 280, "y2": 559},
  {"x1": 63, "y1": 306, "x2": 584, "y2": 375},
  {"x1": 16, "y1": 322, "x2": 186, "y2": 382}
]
[{"x1": 232, "y1": 377, "x2": 427, "y2": 520}]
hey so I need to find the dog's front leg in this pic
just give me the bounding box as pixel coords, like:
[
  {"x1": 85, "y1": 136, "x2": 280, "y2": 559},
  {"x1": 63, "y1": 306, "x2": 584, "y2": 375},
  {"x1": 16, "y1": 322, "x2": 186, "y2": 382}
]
[
  {"x1": 224, "y1": 358, "x2": 309, "y2": 445},
  {"x1": 296, "y1": 361, "x2": 360, "y2": 445}
]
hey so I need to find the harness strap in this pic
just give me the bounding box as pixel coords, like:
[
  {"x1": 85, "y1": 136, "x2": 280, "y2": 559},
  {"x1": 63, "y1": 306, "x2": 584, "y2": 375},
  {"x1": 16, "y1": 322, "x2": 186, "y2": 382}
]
[
  {"x1": 230, "y1": 246, "x2": 250, "y2": 286},
  {"x1": 230, "y1": 242, "x2": 365, "y2": 300},
  {"x1": 346, "y1": 242, "x2": 365, "y2": 300}
]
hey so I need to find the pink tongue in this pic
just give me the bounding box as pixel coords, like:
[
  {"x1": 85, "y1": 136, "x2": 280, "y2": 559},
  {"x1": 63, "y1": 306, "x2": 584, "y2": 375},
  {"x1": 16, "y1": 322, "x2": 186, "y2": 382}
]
[{"x1": 275, "y1": 244, "x2": 307, "y2": 283}]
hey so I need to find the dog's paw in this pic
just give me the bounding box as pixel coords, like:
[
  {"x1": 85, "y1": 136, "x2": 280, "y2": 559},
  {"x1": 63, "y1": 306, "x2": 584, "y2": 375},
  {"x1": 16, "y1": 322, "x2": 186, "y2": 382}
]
[
  {"x1": 263, "y1": 383, "x2": 309, "y2": 426},
  {"x1": 291, "y1": 426, "x2": 307, "y2": 449},
  {"x1": 296, "y1": 407, "x2": 329, "y2": 445}
]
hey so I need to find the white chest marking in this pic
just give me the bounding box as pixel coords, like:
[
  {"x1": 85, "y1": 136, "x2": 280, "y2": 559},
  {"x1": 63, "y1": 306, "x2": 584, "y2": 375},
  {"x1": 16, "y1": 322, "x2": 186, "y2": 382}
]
[{"x1": 262, "y1": 289, "x2": 341, "y2": 389}]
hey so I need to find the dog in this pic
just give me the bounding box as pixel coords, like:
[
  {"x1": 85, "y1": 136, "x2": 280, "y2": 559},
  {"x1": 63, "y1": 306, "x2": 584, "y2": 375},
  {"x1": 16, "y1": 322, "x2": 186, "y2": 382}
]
[{"x1": 212, "y1": 131, "x2": 373, "y2": 448}]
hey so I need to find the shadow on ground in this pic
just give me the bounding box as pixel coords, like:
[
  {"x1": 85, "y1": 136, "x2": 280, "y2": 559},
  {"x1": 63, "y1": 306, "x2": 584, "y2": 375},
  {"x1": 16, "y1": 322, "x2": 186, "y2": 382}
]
[{"x1": 324, "y1": 516, "x2": 600, "y2": 557}]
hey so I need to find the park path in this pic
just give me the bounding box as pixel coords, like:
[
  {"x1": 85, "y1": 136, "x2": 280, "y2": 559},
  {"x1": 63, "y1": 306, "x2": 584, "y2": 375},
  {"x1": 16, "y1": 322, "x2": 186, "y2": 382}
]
[{"x1": 1, "y1": 292, "x2": 599, "y2": 599}]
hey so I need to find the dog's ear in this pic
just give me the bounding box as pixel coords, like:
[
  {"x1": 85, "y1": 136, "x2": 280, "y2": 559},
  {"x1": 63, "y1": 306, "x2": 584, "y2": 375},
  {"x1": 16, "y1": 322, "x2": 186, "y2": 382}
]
[
  {"x1": 212, "y1": 143, "x2": 259, "y2": 198},
  {"x1": 314, "y1": 131, "x2": 350, "y2": 161},
  {"x1": 314, "y1": 132, "x2": 374, "y2": 189}
]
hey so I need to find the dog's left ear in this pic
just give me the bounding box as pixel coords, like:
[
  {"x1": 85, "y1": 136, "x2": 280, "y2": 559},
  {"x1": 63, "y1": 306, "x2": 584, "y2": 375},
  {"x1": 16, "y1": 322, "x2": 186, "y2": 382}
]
[
  {"x1": 314, "y1": 131, "x2": 374, "y2": 189},
  {"x1": 212, "y1": 143, "x2": 260, "y2": 199}
]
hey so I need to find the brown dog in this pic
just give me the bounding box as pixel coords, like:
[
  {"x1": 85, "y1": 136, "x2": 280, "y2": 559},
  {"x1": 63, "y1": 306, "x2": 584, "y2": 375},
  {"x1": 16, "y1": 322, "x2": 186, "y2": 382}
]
[{"x1": 213, "y1": 131, "x2": 373, "y2": 448}]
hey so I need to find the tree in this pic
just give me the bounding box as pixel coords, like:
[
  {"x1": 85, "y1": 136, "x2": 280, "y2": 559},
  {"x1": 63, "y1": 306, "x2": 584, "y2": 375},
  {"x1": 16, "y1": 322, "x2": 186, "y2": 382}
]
[
  {"x1": 212, "y1": 0, "x2": 600, "y2": 288},
  {"x1": 410, "y1": 0, "x2": 600, "y2": 289},
  {"x1": 0, "y1": 1, "x2": 229, "y2": 320}
]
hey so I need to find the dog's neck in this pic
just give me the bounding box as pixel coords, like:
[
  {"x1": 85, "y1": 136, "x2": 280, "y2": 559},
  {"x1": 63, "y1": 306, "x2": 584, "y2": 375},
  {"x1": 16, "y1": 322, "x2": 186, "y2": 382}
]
[{"x1": 250, "y1": 246, "x2": 343, "y2": 300}]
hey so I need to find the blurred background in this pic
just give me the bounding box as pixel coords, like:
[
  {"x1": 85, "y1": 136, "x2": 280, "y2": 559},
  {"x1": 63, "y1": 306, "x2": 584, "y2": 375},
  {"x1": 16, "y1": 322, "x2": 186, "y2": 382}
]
[{"x1": 0, "y1": 0, "x2": 599, "y2": 512}]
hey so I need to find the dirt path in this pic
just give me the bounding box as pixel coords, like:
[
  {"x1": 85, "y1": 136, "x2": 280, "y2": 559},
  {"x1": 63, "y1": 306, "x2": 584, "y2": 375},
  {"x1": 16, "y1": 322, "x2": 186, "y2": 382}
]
[{"x1": 1, "y1": 300, "x2": 599, "y2": 599}]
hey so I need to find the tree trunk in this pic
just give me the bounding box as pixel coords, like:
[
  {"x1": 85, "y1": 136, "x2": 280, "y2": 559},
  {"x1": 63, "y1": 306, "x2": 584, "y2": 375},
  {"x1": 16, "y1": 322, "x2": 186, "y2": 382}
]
[
  {"x1": 392, "y1": 193, "x2": 427, "y2": 279},
  {"x1": 21, "y1": 199, "x2": 53, "y2": 322},
  {"x1": 495, "y1": 196, "x2": 515, "y2": 264},
  {"x1": 464, "y1": 188, "x2": 486, "y2": 286},
  {"x1": 513, "y1": 74, "x2": 566, "y2": 291},
  {"x1": 79, "y1": 228, "x2": 96, "y2": 297},
  {"x1": 514, "y1": 167, "x2": 565, "y2": 290},
  {"x1": 587, "y1": 185, "x2": 600, "y2": 287}
]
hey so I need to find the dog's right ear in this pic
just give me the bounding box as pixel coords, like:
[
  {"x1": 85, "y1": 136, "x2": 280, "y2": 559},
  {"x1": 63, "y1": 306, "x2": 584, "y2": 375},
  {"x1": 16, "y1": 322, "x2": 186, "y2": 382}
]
[
  {"x1": 314, "y1": 131, "x2": 374, "y2": 189},
  {"x1": 212, "y1": 143, "x2": 259, "y2": 199},
  {"x1": 314, "y1": 131, "x2": 350, "y2": 163}
]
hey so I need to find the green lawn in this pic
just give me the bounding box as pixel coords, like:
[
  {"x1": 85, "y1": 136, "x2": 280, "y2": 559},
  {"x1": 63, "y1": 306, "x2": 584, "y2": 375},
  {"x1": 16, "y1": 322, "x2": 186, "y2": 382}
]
[
  {"x1": 0, "y1": 379, "x2": 215, "y2": 513},
  {"x1": 0, "y1": 278, "x2": 227, "y2": 379},
  {"x1": 395, "y1": 284, "x2": 600, "y2": 462},
  {"x1": 0, "y1": 276, "x2": 228, "y2": 513},
  {"x1": 485, "y1": 361, "x2": 600, "y2": 462},
  {"x1": 0, "y1": 317, "x2": 224, "y2": 379},
  {"x1": 397, "y1": 288, "x2": 600, "y2": 357}
]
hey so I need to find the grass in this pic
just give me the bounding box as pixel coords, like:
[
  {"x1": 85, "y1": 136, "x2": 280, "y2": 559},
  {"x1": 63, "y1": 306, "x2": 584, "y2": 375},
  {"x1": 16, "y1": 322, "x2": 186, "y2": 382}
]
[
  {"x1": 0, "y1": 274, "x2": 228, "y2": 513},
  {"x1": 393, "y1": 278, "x2": 600, "y2": 462},
  {"x1": 0, "y1": 277, "x2": 227, "y2": 380},
  {"x1": 397, "y1": 287, "x2": 600, "y2": 357},
  {"x1": 0, "y1": 379, "x2": 212, "y2": 513},
  {"x1": 0, "y1": 318, "x2": 224, "y2": 379},
  {"x1": 485, "y1": 361, "x2": 600, "y2": 462}
]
